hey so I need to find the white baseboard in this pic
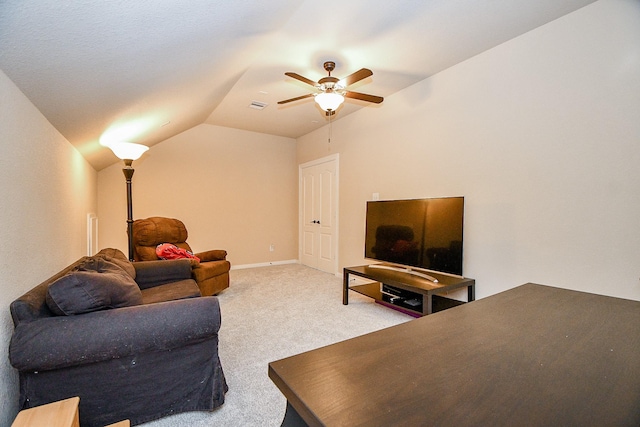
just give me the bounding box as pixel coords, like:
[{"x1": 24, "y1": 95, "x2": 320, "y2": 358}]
[{"x1": 230, "y1": 259, "x2": 299, "y2": 270}]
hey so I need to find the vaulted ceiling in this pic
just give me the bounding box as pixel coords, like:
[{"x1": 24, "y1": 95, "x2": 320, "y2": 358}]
[{"x1": 0, "y1": 0, "x2": 596, "y2": 170}]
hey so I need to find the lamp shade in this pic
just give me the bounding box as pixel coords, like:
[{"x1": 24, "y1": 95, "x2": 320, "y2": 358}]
[
  {"x1": 315, "y1": 91, "x2": 344, "y2": 111},
  {"x1": 107, "y1": 142, "x2": 149, "y2": 161}
]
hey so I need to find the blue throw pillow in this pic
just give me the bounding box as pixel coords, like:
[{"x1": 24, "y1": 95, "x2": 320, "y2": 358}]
[{"x1": 46, "y1": 261, "x2": 142, "y2": 316}]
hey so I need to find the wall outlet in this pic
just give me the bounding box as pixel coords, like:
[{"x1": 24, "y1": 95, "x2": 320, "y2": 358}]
[{"x1": 269, "y1": 244, "x2": 275, "y2": 252}]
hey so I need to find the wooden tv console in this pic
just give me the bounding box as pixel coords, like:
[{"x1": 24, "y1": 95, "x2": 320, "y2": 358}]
[{"x1": 343, "y1": 264, "x2": 475, "y2": 316}]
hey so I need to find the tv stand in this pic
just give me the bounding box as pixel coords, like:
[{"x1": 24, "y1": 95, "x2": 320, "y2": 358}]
[
  {"x1": 367, "y1": 264, "x2": 439, "y2": 283},
  {"x1": 344, "y1": 265, "x2": 475, "y2": 316}
]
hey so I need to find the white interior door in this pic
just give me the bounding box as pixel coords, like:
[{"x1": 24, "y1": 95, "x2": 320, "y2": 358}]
[{"x1": 300, "y1": 155, "x2": 338, "y2": 274}]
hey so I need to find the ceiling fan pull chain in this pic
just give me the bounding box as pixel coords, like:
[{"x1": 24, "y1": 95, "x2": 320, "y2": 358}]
[{"x1": 328, "y1": 112, "x2": 332, "y2": 151}]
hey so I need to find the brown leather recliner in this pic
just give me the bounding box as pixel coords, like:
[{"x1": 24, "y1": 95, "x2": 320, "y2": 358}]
[{"x1": 132, "y1": 217, "x2": 230, "y2": 296}]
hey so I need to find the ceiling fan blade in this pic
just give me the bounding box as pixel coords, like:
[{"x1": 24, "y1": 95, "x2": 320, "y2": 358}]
[
  {"x1": 284, "y1": 72, "x2": 319, "y2": 87},
  {"x1": 277, "y1": 93, "x2": 315, "y2": 104},
  {"x1": 340, "y1": 68, "x2": 373, "y2": 86},
  {"x1": 344, "y1": 91, "x2": 384, "y2": 104}
]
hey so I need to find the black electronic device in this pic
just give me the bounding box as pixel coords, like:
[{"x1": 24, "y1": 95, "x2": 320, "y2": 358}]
[
  {"x1": 380, "y1": 284, "x2": 423, "y2": 311},
  {"x1": 365, "y1": 197, "x2": 464, "y2": 276}
]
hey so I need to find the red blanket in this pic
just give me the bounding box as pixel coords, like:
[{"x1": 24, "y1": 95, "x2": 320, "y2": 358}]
[{"x1": 156, "y1": 243, "x2": 200, "y2": 262}]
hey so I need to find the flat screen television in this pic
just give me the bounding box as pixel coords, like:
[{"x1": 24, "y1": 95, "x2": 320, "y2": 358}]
[{"x1": 364, "y1": 197, "x2": 464, "y2": 276}]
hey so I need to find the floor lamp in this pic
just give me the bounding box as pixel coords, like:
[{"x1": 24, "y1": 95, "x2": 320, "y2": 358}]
[{"x1": 106, "y1": 142, "x2": 149, "y2": 261}]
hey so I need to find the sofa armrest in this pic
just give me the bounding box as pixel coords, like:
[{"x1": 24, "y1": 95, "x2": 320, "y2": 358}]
[
  {"x1": 194, "y1": 249, "x2": 227, "y2": 262},
  {"x1": 133, "y1": 259, "x2": 193, "y2": 289},
  {"x1": 9, "y1": 296, "x2": 221, "y2": 372}
]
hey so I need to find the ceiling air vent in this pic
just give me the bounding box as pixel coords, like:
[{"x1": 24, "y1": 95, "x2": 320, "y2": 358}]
[{"x1": 249, "y1": 100, "x2": 268, "y2": 110}]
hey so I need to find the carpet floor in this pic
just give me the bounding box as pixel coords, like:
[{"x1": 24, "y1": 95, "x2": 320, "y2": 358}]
[{"x1": 139, "y1": 263, "x2": 411, "y2": 426}]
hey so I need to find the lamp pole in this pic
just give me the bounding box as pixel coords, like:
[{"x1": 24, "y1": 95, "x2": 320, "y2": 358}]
[
  {"x1": 122, "y1": 159, "x2": 135, "y2": 261},
  {"x1": 104, "y1": 142, "x2": 149, "y2": 262}
]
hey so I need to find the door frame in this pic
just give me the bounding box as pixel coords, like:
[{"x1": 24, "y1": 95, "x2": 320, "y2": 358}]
[{"x1": 299, "y1": 154, "x2": 339, "y2": 275}]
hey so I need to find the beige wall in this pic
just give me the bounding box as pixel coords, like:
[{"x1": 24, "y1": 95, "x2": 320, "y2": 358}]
[
  {"x1": 0, "y1": 2, "x2": 637, "y2": 424},
  {"x1": 2, "y1": 1, "x2": 636, "y2": 425},
  {"x1": 298, "y1": 0, "x2": 640, "y2": 301},
  {"x1": 98, "y1": 124, "x2": 298, "y2": 267},
  {"x1": 0, "y1": 70, "x2": 98, "y2": 425}
]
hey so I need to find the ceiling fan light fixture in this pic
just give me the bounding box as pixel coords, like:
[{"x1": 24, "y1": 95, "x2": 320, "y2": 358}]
[
  {"x1": 315, "y1": 91, "x2": 345, "y2": 112},
  {"x1": 279, "y1": 62, "x2": 382, "y2": 112}
]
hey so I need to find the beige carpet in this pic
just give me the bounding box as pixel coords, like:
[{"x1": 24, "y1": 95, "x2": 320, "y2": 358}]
[{"x1": 140, "y1": 263, "x2": 411, "y2": 426}]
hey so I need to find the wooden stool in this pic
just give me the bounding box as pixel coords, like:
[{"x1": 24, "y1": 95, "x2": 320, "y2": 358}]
[
  {"x1": 12, "y1": 396, "x2": 130, "y2": 427},
  {"x1": 12, "y1": 397, "x2": 80, "y2": 427}
]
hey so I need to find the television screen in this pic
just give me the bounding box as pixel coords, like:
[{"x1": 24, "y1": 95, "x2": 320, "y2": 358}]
[{"x1": 364, "y1": 197, "x2": 464, "y2": 276}]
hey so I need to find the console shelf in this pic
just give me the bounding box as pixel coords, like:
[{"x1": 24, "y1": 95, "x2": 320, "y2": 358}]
[{"x1": 343, "y1": 265, "x2": 475, "y2": 316}]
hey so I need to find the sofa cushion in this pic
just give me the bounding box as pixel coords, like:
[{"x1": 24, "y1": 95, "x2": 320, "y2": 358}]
[
  {"x1": 195, "y1": 249, "x2": 227, "y2": 262},
  {"x1": 135, "y1": 245, "x2": 160, "y2": 261},
  {"x1": 46, "y1": 261, "x2": 142, "y2": 316},
  {"x1": 133, "y1": 217, "x2": 195, "y2": 261},
  {"x1": 133, "y1": 217, "x2": 189, "y2": 246},
  {"x1": 192, "y1": 260, "x2": 231, "y2": 281},
  {"x1": 93, "y1": 247, "x2": 136, "y2": 279},
  {"x1": 133, "y1": 259, "x2": 193, "y2": 290},
  {"x1": 140, "y1": 279, "x2": 201, "y2": 305}
]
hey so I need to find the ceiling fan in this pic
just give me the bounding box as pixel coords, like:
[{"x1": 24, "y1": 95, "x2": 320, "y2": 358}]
[{"x1": 278, "y1": 61, "x2": 383, "y2": 116}]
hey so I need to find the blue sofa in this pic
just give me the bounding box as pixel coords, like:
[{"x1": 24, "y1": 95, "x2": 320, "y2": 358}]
[{"x1": 9, "y1": 248, "x2": 227, "y2": 426}]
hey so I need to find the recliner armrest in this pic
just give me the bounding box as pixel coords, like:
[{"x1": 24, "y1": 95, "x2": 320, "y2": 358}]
[
  {"x1": 133, "y1": 259, "x2": 193, "y2": 289},
  {"x1": 195, "y1": 249, "x2": 227, "y2": 262},
  {"x1": 9, "y1": 296, "x2": 221, "y2": 372}
]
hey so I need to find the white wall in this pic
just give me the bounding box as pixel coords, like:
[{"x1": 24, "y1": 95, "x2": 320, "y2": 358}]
[
  {"x1": 98, "y1": 124, "x2": 298, "y2": 267},
  {"x1": 0, "y1": 70, "x2": 98, "y2": 425},
  {"x1": 298, "y1": 0, "x2": 640, "y2": 301}
]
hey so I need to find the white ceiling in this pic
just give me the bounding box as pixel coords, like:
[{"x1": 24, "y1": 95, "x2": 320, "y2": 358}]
[{"x1": 0, "y1": 0, "x2": 597, "y2": 170}]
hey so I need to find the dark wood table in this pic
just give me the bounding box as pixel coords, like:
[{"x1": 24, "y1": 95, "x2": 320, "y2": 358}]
[{"x1": 269, "y1": 283, "x2": 640, "y2": 426}]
